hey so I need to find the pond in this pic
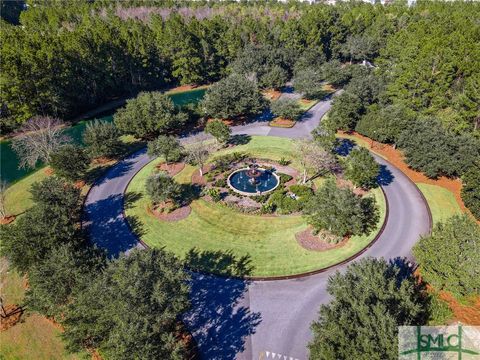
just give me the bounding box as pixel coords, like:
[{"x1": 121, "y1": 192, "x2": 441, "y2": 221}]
[{"x1": 0, "y1": 88, "x2": 206, "y2": 184}]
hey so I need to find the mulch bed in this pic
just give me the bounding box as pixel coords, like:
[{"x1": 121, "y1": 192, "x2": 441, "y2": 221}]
[
  {"x1": 191, "y1": 165, "x2": 213, "y2": 185},
  {"x1": 336, "y1": 177, "x2": 368, "y2": 196},
  {"x1": 295, "y1": 228, "x2": 348, "y2": 251},
  {"x1": 269, "y1": 117, "x2": 296, "y2": 128},
  {"x1": 262, "y1": 89, "x2": 282, "y2": 101},
  {"x1": 0, "y1": 304, "x2": 24, "y2": 331},
  {"x1": 156, "y1": 162, "x2": 185, "y2": 177},
  {"x1": 0, "y1": 216, "x2": 16, "y2": 225},
  {"x1": 147, "y1": 204, "x2": 191, "y2": 222}
]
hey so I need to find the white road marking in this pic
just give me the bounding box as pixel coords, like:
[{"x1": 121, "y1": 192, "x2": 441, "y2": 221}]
[{"x1": 259, "y1": 350, "x2": 300, "y2": 360}]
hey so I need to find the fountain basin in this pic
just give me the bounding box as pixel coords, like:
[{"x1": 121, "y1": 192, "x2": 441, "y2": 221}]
[{"x1": 227, "y1": 168, "x2": 280, "y2": 196}]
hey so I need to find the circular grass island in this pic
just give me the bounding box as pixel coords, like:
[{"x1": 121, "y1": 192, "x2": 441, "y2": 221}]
[{"x1": 124, "y1": 136, "x2": 387, "y2": 278}]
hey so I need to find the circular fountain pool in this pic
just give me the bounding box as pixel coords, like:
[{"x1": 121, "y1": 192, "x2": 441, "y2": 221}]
[{"x1": 227, "y1": 166, "x2": 280, "y2": 195}]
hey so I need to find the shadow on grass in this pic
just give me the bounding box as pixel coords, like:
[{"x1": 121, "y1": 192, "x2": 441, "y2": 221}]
[
  {"x1": 229, "y1": 134, "x2": 252, "y2": 146},
  {"x1": 184, "y1": 248, "x2": 254, "y2": 277},
  {"x1": 184, "y1": 249, "x2": 261, "y2": 359},
  {"x1": 123, "y1": 191, "x2": 143, "y2": 210}
]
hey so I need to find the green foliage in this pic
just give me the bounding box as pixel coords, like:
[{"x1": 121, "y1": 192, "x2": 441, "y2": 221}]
[
  {"x1": 413, "y1": 215, "x2": 480, "y2": 298},
  {"x1": 278, "y1": 157, "x2": 290, "y2": 166},
  {"x1": 62, "y1": 248, "x2": 190, "y2": 359},
  {"x1": 114, "y1": 92, "x2": 187, "y2": 139},
  {"x1": 312, "y1": 121, "x2": 337, "y2": 152},
  {"x1": 0, "y1": 177, "x2": 82, "y2": 273},
  {"x1": 294, "y1": 47, "x2": 326, "y2": 74},
  {"x1": 320, "y1": 60, "x2": 351, "y2": 87},
  {"x1": 146, "y1": 172, "x2": 181, "y2": 205},
  {"x1": 26, "y1": 244, "x2": 106, "y2": 319},
  {"x1": 147, "y1": 135, "x2": 183, "y2": 163},
  {"x1": 397, "y1": 119, "x2": 480, "y2": 178},
  {"x1": 259, "y1": 65, "x2": 289, "y2": 90},
  {"x1": 344, "y1": 148, "x2": 380, "y2": 189},
  {"x1": 293, "y1": 68, "x2": 325, "y2": 99},
  {"x1": 268, "y1": 190, "x2": 300, "y2": 215},
  {"x1": 355, "y1": 104, "x2": 412, "y2": 144},
  {"x1": 289, "y1": 184, "x2": 314, "y2": 198},
  {"x1": 260, "y1": 202, "x2": 275, "y2": 214},
  {"x1": 205, "y1": 119, "x2": 232, "y2": 144},
  {"x1": 230, "y1": 44, "x2": 293, "y2": 90},
  {"x1": 304, "y1": 178, "x2": 378, "y2": 237},
  {"x1": 49, "y1": 144, "x2": 89, "y2": 182},
  {"x1": 270, "y1": 98, "x2": 303, "y2": 121},
  {"x1": 461, "y1": 166, "x2": 480, "y2": 219},
  {"x1": 427, "y1": 295, "x2": 454, "y2": 326},
  {"x1": 328, "y1": 92, "x2": 363, "y2": 131},
  {"x1": 83, "y1": 120, "x2": 121, "y2": 159},
  {"x1": 277, "y1": 173, "x2": 293, "y2": 185},
  {"x1": 309, "y1": 258, "x2": 428, "y2": 360},
  {"x1": 202, "y1": 74, "x2": 266, "y2": 119},
  {"x1": 204, "y1": 187, "x2": 222, "y2": 202}
]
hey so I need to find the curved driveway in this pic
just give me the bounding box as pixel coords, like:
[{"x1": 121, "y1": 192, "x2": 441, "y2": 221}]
[{"x1": 83, "y1": 98, "x2": 431, "y2": 360}]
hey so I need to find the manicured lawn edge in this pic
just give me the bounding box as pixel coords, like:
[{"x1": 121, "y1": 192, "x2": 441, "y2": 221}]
[{"x1": 123, "y1": 137, "x2": 389, "y2": 280}]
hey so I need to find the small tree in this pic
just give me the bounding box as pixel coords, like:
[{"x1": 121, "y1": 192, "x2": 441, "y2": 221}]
[
  {"x1": 309, "y1": 258, "x2": 428, "y2": 359},
  {"x1": 62, "y1": 248, "x2": 191, "y2": 359},
  {"x1": 83, "y1": 120, "x2": 121, "y2": 159},
  {"x1": 147, "y1": 135, "x2": 183, "y2": 163},
  {"x1": 202, "y1": 74, "x2": 266, "y2": 119},
  {"x1": 114, "y1": 92, "x2": 188, "y2": 139},
  {"x1": 259, "y1": 65, "x2": 288, "y2": 90},
  {"x1": 312, "y1": 121, "x2": 337, "y2": 152},
  {"x1": 50, "y1": 144, "x2": 90, "y2": 182},
  {"x1": 205, "y1": 120, "x2": 231, "y2": 145},
  {"x1": 304, "y1": 178, "x2": 378, "y2": 237},
  {"x1": 146, "y1": 172, "x2": 181, "y2": 206},
  {"x1": 413, "y1": 215, "x2": 480, "y2": 298},
  {"x1": 294, "y1": 139, "x2": 337, "y2": 183},
  {"x1": 11, "y1": 116, "x2": 70, "y2": 169},
  {"x1": 270, "y1": 99, "x2": 303, "y2": 121},
  {"x1": 0, "y1": 181, "x2": 8, "y2": 219},
  {"x1": 328, "y1": 91, "x2": 364, "y2": 131},
  {"x1": 344, "y1": 148, "x2": 380, "y2": 189},
  {"x1": 184, "y1": 134, "x2": 215, "y2": 177},
  {"x1": 293, "y1": 68, "x2": 325, "y2": 99}
]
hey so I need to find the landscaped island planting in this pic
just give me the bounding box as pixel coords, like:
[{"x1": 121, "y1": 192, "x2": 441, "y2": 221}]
[{"x1": 125, "y1": 136, "x2": 386, "y2": 277}]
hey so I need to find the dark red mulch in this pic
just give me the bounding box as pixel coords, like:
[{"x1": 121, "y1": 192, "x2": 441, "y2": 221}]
[
  {"x1": 295, "y1": 228, "x2": 349, "y2": 251},
  {"x1": 156, "y1": 162, "x2": 185, "y2": 177},
  {"x1": 147, "y1": 205, "x2": 191, "y2": 222}
]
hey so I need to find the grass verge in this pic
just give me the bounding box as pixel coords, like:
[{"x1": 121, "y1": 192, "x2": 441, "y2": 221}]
[{"x1": 125, "y1": 136, "x2": 387, "y2": 277}]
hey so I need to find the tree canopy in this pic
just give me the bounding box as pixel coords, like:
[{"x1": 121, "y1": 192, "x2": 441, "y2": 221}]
[
  {"x1": 309, "y1": 258, "x2": 428, "y2": 360},
  {"x1": 83, "y1": 120, "x2": 122, "y2": 159},
  {"x1": 304, "y1": 179, "x2": 378, "y2": 237},
  {"x1": 344, "y1": 148, "x2": 380, "y2": 189},
  {"x1": 413, "y1": 215, "x2": 480, "y2": 298},
  {"x1": 62, "y1": 248, "x2": 191, "y2": 359},
  {"x1": 147, "y1": 135, "x2": 183, "y2": 163},
  {"x1": 201, "y1": 74, "x2": 265, "y2": 119},
  {"x1": 114, "y1": 92, "x2": 188, "y2": 139},
  {"x1": 50, "y1": 144, "x2": 90, "y2": 182}
]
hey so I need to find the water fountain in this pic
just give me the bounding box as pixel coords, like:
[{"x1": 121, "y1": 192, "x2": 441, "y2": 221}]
[{"x1": 227, "y1": 162, "x2": 280, "y2": 195}]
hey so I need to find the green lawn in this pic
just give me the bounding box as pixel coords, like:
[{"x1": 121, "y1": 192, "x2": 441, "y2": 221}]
[
  {"x1": 125, "y1": 136, "x2": 387, "y2": 277},
  {"x1": 417, "y1": 183, "x2": 463, "y2": 224}
]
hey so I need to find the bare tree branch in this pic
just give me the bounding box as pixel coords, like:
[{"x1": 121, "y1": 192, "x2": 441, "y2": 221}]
[{"x1": 11, "y1": 116, "x2": 70, "y2": 169}]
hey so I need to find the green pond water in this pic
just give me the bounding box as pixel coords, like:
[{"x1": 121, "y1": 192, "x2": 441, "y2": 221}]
[{"x1": 0, "y1": 88, "x2": 206, "y2": 184}]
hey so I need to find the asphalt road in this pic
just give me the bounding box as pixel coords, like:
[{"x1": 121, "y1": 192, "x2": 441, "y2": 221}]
[{"x1": 83, "y1": 97, "x2": 431, "y2": 360}]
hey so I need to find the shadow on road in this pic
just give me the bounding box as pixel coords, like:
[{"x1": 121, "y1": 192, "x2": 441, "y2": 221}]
[
  {"x1": 377, "y1": 165, "x2": 395, "y2": 186},
  {"x1": 184, "y1": 249, "x2": 261, "y2": 359},
  {"x1": 84, "y1": 194, "x2": 144, "y2": 257}
]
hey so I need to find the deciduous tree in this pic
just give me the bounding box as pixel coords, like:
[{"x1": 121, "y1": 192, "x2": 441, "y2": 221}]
[
  {"x1": 147, "y1": 135, "x2": 183, "y2": 163},
  {"x1": 83, "y1": 120, "x2": 122, "y2": 159},
  {"x1": 50, "y1": 144, "x2": 90, "y2": 182},
  {"x1": 205, "y1": 120, "x2": 231, "y2": 145},
  {"x1": 270, "y1": 99, "x2": 303, "y2": 121}
]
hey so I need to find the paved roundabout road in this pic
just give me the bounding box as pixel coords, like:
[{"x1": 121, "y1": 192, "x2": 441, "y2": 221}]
[{"x1": 84, "y1": 98, "x2": 432, "y2": 360}]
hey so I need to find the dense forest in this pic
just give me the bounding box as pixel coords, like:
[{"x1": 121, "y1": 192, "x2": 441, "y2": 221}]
[{"x1": 1, "y1": 0, "x2": 479, "y2": 216}]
